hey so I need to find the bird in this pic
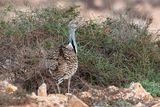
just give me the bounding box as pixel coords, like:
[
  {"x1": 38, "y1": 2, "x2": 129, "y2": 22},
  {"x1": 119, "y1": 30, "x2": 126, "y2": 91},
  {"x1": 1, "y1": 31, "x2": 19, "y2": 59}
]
[{"x1": 44, "y1": 22, "x2": 78, "y2": 93}]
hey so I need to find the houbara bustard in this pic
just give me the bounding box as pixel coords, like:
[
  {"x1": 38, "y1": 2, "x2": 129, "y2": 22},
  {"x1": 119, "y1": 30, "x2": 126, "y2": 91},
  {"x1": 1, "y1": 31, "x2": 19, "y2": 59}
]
[{"x1": 44, "y1": 22, "x2": 78, "y2": 93}]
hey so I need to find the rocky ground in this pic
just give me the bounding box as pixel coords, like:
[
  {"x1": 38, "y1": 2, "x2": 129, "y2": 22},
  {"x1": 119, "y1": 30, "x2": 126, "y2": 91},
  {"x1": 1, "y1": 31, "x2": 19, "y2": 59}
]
[{"x1": 0, "y1": 81, "x2": 160, "y2": 107}]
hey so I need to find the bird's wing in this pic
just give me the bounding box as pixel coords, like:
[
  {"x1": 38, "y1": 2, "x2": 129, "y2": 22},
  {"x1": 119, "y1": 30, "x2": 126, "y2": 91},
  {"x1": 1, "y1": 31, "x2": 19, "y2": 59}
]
[
  {"x1": 56, "y1": 46, "x2": 70, "y2": 84},
  {"x1": 45, "y1": 48, "x2": 59, "y2": 71},
  {"x1": 56, "y1": 60, "x2": 68, "y2": 84}
]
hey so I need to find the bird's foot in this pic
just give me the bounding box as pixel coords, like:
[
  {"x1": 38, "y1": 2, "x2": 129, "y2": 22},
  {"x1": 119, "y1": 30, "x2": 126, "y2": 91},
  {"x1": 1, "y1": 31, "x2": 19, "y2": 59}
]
[
  {"x1": 65, "y1": 93, "x2": 73, "y2": 101},
  {"x1": 65, "y1": 93, "x2": 72, "y2": 96}
]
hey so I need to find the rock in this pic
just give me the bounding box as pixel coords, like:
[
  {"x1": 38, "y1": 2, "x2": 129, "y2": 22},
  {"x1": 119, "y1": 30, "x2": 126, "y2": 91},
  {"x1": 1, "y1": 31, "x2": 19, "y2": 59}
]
[
  {"x1": 68, "y1": 95, "x2": 89, "y2": 107},
  {"x1": 38, "y1": 83, "x2": 47, "y2": 97},
  {"x1": 29, "y1": 93, "x2": 89, "y2": 107},
  {"x1": 5, "y1": 83, "x2": 18, "y2": 93},
  {"x1": 151, "y1": 102, "x2": 160, "y2": 107},
  {"x1": 30, "y1": 93, "x2": 67, "y2": 107},
  {"x1": 28, "y1": 83, "x2": 89, "y2": 107},
  {"x1": 78, "y1": 91, "x2": 93, "y2": 106},
  {"x1": 107, "y1": 82, "x2": 153, "y2": 103},
  {"x1": 78, "y1": 82, "x2": 153, "y2": 106},
  {"x1": 108, "y1": 83, "x2": 153, "y2": 104},
  {"x1": 49, "y1": 94, "x2": 68, "y2": 106},
  {"x1": 128, "y1": 82, "x2": 153, "y2": 102},
  {"x1": 0, "y1": 82, "x2": 154, "y2": 107},
  {"x1": 133, "y1": 102, "x2": 146, "y2": 107},
  {"x1": 79, "y1": 91, "x2": 92, "y2": 98},
  {"x1": 107, "y1": 85, "x2": 119, "y2": 93},
  {"x1": 0, "y1": 80, "x2": 17, "y2": 94}
]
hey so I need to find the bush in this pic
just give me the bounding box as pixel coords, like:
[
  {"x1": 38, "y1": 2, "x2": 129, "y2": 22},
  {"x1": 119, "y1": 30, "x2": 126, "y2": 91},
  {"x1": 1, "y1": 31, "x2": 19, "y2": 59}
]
[
  {"x1": 0, "y1": 6, "x2": 160, "y2": 96},
  {"x1": 141, "y1": 79, "x2": 160, "y2": 97}
]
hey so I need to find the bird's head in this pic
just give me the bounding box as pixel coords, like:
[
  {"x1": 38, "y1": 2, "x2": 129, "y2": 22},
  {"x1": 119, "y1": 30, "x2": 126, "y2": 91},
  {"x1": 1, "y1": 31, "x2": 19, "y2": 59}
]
[{"x1": 68, "y1": 22, "x2": 77, "y2": 32}]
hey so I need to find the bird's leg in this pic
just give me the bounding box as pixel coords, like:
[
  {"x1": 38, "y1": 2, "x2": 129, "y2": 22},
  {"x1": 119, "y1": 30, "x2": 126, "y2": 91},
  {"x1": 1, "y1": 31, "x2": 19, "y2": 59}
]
[
  {"x1": 56, "y1": 83, "x2": 61, "y2": 94},
  {"x1": 68, "y1": 77, "x2": 71, "y2": 93}
]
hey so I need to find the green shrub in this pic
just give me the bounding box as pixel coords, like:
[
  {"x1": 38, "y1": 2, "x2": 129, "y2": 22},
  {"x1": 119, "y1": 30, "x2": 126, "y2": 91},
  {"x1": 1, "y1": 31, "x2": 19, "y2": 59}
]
[
  {"x1": 0, "y1": 6, "x2": 160, "y2": 96},
  {"x1": 141, "y1": 79, "x2": 160, "y2": 97}
]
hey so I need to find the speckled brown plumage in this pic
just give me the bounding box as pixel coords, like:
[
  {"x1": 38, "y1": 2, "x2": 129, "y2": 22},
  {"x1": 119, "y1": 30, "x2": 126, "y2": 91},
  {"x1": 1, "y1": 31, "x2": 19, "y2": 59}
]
[
  {"x1": 57, "y1": 45, "x2": 78, "y2": 83},
  {"x1": 44, "y1": 44, "x2": 78, "y2": 93}
]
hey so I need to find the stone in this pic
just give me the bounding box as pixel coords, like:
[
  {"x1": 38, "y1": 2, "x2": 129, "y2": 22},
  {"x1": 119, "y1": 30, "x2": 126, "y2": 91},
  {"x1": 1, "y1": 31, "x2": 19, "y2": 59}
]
[
  {"x1": 68, "y1": 95, "x2": 89, "y2": 107},
  {"x1": 0, "y1": 81, "x2": 17, "y2": 94},
  {"x1": 49, "y1": 94, "x2": 68, "y2": 106},
  {"x1": 5, "y1": 83, "x2": 18, "y2": 93},
  {"x1": 133, "y1": 102, "x2": 146, "y2": 107},
  {"x1": 29, "y1": 93, "x2": 89, "y2": 107},
  {"x1": 30, "y1": 93, "x2": 67, "y2": 107},
  {"x1": 107, "y1": 85, "x2": 119, "y2": 93},
  {"x1": 79, "y1": 91, "x2": 92, "y2": 98},
  {"x1": 37, "y1": 83, "x2": 47, "y2": 97},
  {"x1": 151, "y1": 102, "x2": 160, "y2": 107},
  {"x1": 78, "y1": 82, "x2": 154, "y2": 106},
  {"x1": 129, "y1": 82, "x2": 153, "y2": 102}
]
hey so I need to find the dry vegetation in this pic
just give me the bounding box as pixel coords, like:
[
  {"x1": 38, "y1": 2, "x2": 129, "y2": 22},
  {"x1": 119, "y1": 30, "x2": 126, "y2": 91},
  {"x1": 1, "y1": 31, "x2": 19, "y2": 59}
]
[{"x1": 0, "y1": 5, "x2": 160, "y2": 99}]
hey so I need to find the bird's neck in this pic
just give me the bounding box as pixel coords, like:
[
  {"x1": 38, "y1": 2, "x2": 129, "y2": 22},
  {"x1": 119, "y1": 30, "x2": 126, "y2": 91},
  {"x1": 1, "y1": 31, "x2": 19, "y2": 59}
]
[
  {"x1": 68, "y1": 29, "x2": 77, "y2": 54},
  {"x1": 69, "y1": 29, "x2": 75, "y2": 43}
]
